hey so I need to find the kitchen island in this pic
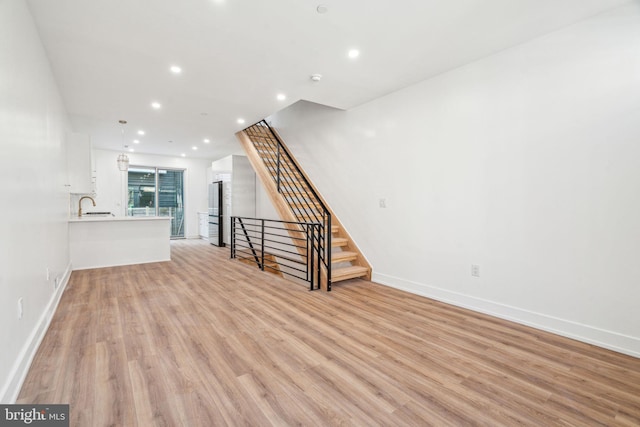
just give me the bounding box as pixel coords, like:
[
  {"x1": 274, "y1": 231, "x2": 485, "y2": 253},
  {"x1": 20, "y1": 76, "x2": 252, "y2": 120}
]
[{"x1": 69, "y1": 216, "x2": 171, "y2": 270}]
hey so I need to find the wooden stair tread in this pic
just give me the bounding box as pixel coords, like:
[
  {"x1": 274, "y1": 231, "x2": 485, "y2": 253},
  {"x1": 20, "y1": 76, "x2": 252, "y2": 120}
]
[
  {"x1": 252, "y1": 142, "x2": 275, "y2": 149},
  {"x1": 290, "y1": 201, "x2": 321, "y2": 208},
  {"x1": 248, "y1": 127, "x2": 272, "y2": 135},
  {"x1": 332, "y1": 266, "x2": 369, "y2": 282},
  {"x1": 269, "y1": 163, "x2": 299, "y2": 171},
  {"x1": 258, "y1": 162, "x2": 298, "y2": 173},
  {"x1": 331, "y1": 225, "x2": 339, "y2": 233},
  {"x1": 281, "y1": 191, "x2": 311, "y2": 198},
  {"x1": 270, "y1": 176, "x2": 303, "y2": 184},
  {"x1": 266, "y1": 164, "x2": 299, "y2": 172},
  {"x1": 269, "y1": 176, "x2": 303, "y2": 184},
  {"x1": 249, "y1": 134, "x2": 273, "y2": 140},
  {"x1": 268, "y1": 171, "x2": 302, "y2": 179},
  {"x1": 332, "y1": 251, "x2": 357, "y2": 263},
  {"x1": 332, "y1": 237, "x2": 348, "y2": 247},
  {"x1": 295, "y1": 212, "x2": 322, "y2": 218},
  {"x1": 268, "y1": 168, "x2": 302, "y2": 178}
]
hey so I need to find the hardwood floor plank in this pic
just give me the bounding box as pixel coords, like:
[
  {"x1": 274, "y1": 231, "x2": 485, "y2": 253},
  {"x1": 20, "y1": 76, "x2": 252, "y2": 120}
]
[
  {"x1": 459, "y1": 375, "x2": 561, "y2": 426},
  {"x1": 16, "y1": 239, "x2": 640, "y2": 426},
  {"x1": 237, "y1": 372, "x2": 297, "y2": 426},
  {"x1": 392, "y1": 399, "x2": 467, "y2": 427},
  {"x1": 94, "y1": 340, "x2": 136, "y2": 426},
  {"x1": 128, "y1": 358, "x2": 166, "y2": 426}
]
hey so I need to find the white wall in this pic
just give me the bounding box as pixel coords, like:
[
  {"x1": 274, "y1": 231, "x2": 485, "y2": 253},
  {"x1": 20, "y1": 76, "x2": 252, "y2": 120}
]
[
  {"x1": 255, "y1": 179, "x2": 280, "y2": 221},
  {"x1": 91, "y1": 149, "x2": 211, "y2": 238},
  {"x1": 269, "y1": 3, "x2": 640, "y2": 356},
  {"x1": 0, "y1": 0, "x2": 72, "y2": 402}
]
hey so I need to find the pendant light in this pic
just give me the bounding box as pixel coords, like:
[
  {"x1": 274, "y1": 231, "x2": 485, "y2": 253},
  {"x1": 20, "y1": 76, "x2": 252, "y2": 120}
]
[{"x1": 117, "y1": 119, "x2": 130, "y2": 171}]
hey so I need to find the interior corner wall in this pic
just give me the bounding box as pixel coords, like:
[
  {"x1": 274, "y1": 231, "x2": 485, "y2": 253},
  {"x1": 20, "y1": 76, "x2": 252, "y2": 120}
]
[
  {"x1": 91, "y1": 149, "x2": 211, "y2": 239},
  {"x1": 268, "y1": 3, "x2": 640, "y2": 357},
  {"x1": 0, "y1": 0, "x2": 72, "y2": 402}
]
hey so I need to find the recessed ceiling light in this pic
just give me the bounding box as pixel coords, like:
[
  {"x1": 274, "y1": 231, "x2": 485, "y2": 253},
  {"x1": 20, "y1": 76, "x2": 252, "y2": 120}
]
[
  {"x1": 133, "y1": 139, "x2": 140, "y2": 144},
  {"x1": 170, "y1": 65, "x2": 182, "y2": 74},
  {"x1": 137, "y1": 130, "x2": 145, "y2": 135},
  {"x1": 192, "y1": 146, "x2": 198, "y2": 150},
  {"x1": 316, "y1": 5, "x2": 328, "y2": 14},
  {"x1": 237, "y1": 118, "x2": 245, "y2": 124},
  {"x1": 129, "y1": 148, "x2": 135, "y2": 152},
  {"x1": 151, "y1": 102, "x2": 162, "y2": 109},
  {"x1": 204, "y1": 139, "x2": 210, "y2": 143},
  {"x1": 310, "y1": 74, "x2": 322, "y2": 82},
  {"x1": 181, "y1": 153, "x2": 186, "y2": 157},
  {"x1": 348, "y1": 49, "x2": 360, "y2": 59},
  {"x1": 277, "y1": 93, "x2": 286, "y2": 101}
]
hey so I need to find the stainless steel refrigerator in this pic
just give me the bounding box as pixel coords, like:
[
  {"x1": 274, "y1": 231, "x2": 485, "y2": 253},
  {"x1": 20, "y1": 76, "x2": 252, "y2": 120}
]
[{"x1": 208, "y1": 181, "x2": 224, "y2": 246}]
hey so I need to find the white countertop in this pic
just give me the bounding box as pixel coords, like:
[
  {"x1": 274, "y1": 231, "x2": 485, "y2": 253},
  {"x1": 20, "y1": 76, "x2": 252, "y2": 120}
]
[{"x1": 69, "y1": 215, "x2": 170, "y2": 223}]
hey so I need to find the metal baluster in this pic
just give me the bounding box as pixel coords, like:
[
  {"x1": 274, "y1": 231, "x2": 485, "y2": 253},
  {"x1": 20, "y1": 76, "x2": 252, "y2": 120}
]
[
  {"x1": 309, "y1": 224, "x2": 314, "y2": 291},
  {"x1": 276, "y1": 144, "x2": 281, "y2": 193},
  {"x1": 230, "y1": 216, "x2": 235, "y2": 259},
  {"x1": 327, "y1": 214, "x2": 332, "y2": 291},
  {"x1": 260, "y1": 219, "x2": 265, "y2": 271}
]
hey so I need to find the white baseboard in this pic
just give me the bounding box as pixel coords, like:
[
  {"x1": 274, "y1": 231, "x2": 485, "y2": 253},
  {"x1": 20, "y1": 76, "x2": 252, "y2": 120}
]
[
  {"x1": 71, "y1": 257, "x2": 171, "y2": 271},
  {"x1": 0, "y1": 262, "x2": 72, "y2": 403},
  {"x1": 185, "y1": 235, "x2": 205, "y2": 240},
  {"x1": 372, "y1": 272, "x2": 640, "y2": 359}
]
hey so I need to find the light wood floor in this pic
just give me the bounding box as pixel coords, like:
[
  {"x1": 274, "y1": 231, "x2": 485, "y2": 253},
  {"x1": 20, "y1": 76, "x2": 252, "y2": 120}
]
[{"x1": 18, "y1": 239, "x2": 640, "y2": 426}]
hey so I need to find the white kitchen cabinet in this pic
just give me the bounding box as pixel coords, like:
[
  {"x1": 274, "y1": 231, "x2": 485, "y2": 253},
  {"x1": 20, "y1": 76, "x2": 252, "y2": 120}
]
[
  {"x1": 69, "y1": 216, "x2": 170, "y2": 269},
  {"x1": 66, "y1": 132, "x2": 95, "y2": 194},
  {"x1": 198, "y1": 212, "x2": 208, "y2": 239}
]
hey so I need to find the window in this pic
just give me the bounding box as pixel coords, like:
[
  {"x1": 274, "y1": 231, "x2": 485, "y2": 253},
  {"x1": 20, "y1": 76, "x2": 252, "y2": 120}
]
[{"x1": 127, "y1": 167, "x2": 185, "y2": 238}]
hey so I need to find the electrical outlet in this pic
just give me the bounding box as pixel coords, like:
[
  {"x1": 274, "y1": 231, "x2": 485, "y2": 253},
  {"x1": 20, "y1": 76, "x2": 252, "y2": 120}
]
[
  {"x1": 379, "y1": 198, "x2": 387, "y2": 208},
  {"x1": 18, "y1": 298, "x2": 23, "y2": 319},
  {"x1": 471, "y1": 264, "x2": 480, "y2": 278}
]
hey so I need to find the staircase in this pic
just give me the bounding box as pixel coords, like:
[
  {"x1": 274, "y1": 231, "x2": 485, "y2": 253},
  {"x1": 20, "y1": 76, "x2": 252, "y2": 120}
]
[{"x1": 236, "y1": 120, "x2": 371, "y2": 290}]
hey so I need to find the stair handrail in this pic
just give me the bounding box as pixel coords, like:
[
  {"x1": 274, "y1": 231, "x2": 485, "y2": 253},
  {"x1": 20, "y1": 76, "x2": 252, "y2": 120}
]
[{"x1": 244, "y1": 120, "x2": 333, "y2": 290}]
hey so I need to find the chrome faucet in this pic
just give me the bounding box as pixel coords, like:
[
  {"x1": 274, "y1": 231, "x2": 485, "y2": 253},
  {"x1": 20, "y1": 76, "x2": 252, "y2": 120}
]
[{"x1": 78, "y1": 196, "x2": 96, "y2": 217}]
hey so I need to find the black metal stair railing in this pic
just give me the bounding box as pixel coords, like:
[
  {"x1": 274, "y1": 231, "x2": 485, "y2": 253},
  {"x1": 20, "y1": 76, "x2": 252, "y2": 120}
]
[
  {"x1": 244, "y1": 121, "x2": 333, "y2": 290},
  {"x1": 230, "y1": 216, "x2": 322, "y2": 291}
]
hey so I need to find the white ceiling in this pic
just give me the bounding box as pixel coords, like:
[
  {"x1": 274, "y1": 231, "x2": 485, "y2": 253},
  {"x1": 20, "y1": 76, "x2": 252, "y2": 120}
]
[{"x1": 27, "y1": 0, "x2": 631, "y2": 160}]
